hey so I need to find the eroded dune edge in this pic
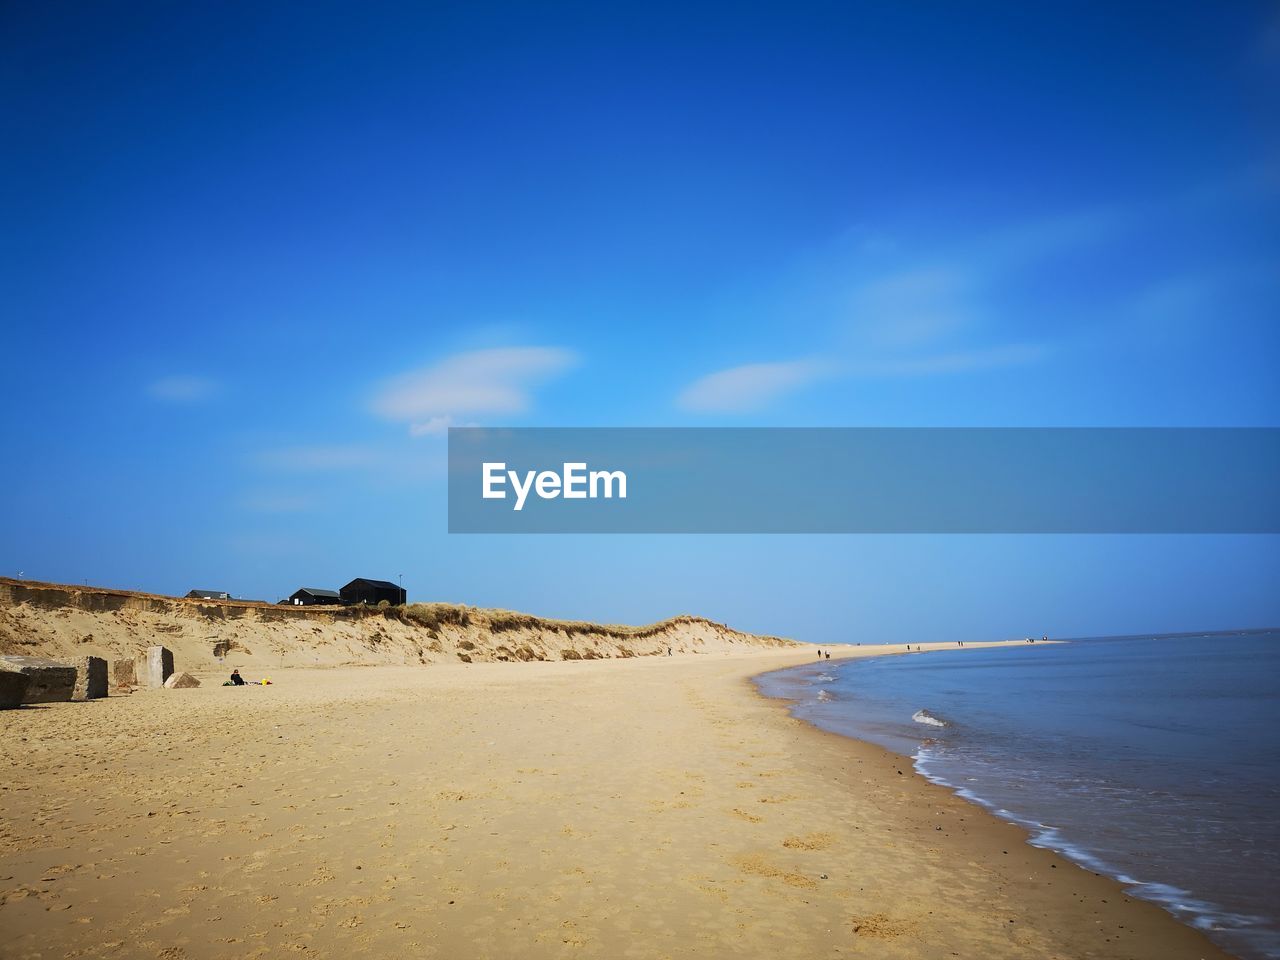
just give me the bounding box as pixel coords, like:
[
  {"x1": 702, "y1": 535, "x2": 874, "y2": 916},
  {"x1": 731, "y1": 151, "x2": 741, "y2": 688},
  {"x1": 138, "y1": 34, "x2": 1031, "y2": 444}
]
[{"x1": 0, "y1": 578, "x2": 797, "y2": 671}]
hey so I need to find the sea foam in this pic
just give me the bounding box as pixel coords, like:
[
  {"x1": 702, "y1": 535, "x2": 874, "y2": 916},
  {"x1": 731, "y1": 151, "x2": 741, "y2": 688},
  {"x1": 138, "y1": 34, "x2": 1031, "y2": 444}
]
[{"x1": 912, "y1": 708, "x2": 948, "y2": 727}]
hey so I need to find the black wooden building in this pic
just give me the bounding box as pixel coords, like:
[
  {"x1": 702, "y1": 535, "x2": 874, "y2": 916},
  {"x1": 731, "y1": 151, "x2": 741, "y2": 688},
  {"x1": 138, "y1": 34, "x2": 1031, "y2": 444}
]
[
  {"x1": 340, "y1": 578, "x2": 406, "y2": 606},
  {"x1": 186, "y1": 589, "x2": 231, "y2": 600},
  {"x1": 287, "y1": 587, "x2": 343, "y2": 606}
]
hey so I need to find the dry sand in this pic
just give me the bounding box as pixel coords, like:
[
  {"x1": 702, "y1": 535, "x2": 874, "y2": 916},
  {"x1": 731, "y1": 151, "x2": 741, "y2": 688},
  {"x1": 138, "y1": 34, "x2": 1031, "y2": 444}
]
[{"x1": 0, "y1": 645, "x2": 1231, "y2": 959}]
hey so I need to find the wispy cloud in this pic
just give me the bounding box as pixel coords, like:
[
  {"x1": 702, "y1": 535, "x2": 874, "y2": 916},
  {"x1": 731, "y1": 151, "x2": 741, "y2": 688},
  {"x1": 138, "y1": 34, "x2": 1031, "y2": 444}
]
[
  {"x1": 146, "y1": 374, "x2": 221, "y2": 403},
  {"x1": 371, "y1": 346, "x2": 577, "y2": 434},
  {"x1": 673, "y1": 205, "x2": 1123, "y2": 414},
  {"x1": 677, "y1": 344, "x2": 1048, "y2": 414},
  {"x1": 855, "y1": 265, "x2": 973, "y2": 348},
  {"x1": 677, "y1": 360, "x2": 831, "y2": 413}
]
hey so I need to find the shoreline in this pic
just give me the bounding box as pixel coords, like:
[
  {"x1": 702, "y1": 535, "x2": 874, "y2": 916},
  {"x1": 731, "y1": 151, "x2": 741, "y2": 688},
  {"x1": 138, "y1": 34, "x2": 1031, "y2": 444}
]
[
  {"x1": 745, "y1": 645, "x2": 1246, "y2": 960},
  {"x1": 1, "y1": 646, "x2": 1233, "y2": 958}
]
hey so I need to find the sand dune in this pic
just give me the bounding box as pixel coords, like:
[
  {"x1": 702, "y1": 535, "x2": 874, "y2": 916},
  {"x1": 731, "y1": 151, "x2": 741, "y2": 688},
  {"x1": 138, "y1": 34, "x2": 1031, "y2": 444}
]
[{"x1": 0, "y1": 578, "x2": 795, "y2": 673}]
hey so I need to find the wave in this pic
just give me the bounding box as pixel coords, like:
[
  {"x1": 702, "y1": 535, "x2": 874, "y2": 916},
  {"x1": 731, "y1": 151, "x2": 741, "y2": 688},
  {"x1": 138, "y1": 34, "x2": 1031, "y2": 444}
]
[
  {"x1": 912, "y1": 708, "x2": 948, "y2": 727},
  {"x1": 911, "y1": 747, "x2": 1279, "y2": 960}
]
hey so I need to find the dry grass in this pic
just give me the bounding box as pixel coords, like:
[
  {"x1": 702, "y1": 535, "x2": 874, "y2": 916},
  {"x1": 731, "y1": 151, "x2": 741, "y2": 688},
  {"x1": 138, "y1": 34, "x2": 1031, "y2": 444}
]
[{"x1": 389, "y1": 603, "x2": 794, "y2": 645}]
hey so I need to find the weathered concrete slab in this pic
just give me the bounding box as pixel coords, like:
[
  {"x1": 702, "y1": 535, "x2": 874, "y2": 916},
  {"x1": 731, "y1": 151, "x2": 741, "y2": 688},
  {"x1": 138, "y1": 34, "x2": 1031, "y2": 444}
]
[
  {"x1": 0, "y1": 655, "x2": 77, "y2": 703},
  {"x1": 0, "y1": 670, "x2": 31, "y2": 709},
  {"x1": 146, "y1": 646, "x2": 174, "y2": 687},
  {"x1": 73, "y1": 656, "x2": 108, "y2": 701},
  {"x1": 110, "y1": 659, "x2": 137, "y2": 690},
  {"x1": 164, "y1": 671, "x2": 200, "y2": 689}
]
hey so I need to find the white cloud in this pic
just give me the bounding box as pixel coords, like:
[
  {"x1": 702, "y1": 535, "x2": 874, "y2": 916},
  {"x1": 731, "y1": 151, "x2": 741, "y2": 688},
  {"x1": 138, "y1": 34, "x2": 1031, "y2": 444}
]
[
  {"x1": 678, "y1": 194, "x2": 1249, "y2": 417},
  {"x1": 371, "y1": 347, "x2": 577, "y2": 433},
  {"x1": 670, "y1": 210, "x2": 1087, "y2": 414},
  {"x1": 677, "y1": 360, "x2": 830, "y2": 413},
  {"x1": 677, "y1": 345, "x2": 1047, "y2": 415},
  {"x1": 147, "y1": 375, "x2": 220, "y2": 402}
]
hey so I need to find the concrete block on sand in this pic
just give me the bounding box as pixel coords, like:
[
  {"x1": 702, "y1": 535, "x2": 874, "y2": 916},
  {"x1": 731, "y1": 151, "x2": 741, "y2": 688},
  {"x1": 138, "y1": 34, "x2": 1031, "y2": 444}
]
[
  {"x1": 0, "y1": 655, "x2": 77, "y2": 703},
  {"x1": 164, "y1": 671, "x2": 201, "y2": 689},
  {"x1": 110, "y1": 659, "x2": 137, "y2": 690},
  {"x1": 147, "y1": 646, "x2": 174, "y2": 687},
  {"x1": 73, "y1": 656, "x2": 108, "y2": 701},
  {"x1": 0, "y1": 670, "x2": 31, "y2": 709}
]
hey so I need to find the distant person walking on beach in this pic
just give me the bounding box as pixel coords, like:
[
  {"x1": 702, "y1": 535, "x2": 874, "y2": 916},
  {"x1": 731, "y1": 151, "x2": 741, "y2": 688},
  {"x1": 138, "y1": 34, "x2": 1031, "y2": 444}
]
[{"x1": 817, "y1": 649, "x2": 822, "y2": 659}]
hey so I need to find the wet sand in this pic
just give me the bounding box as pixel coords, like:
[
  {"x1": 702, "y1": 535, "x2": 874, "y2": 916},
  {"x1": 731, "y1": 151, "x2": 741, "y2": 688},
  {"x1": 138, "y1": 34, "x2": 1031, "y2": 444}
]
[{"x1": 0, "y1": 646, "x2": 1231, "y2": 959}]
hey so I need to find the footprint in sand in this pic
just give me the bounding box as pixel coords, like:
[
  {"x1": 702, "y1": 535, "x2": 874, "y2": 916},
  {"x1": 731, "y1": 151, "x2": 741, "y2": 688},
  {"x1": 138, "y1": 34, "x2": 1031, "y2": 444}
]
[
  {"x1": 731, "y1": 853, "x2": 818, "y2": 890},
  {"x1": 850, "y1": 912, "x2": 917, "y2": 939},
  {"x1": 782, "y1": 832, "x2": 835, "y2": 851}
]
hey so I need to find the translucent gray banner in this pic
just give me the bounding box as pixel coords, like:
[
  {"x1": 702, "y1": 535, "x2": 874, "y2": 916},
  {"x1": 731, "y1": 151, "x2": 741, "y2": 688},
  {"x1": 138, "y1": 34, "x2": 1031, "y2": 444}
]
[{"x1": 447, "y1": 428, "x2": 1280, "y2": 533}]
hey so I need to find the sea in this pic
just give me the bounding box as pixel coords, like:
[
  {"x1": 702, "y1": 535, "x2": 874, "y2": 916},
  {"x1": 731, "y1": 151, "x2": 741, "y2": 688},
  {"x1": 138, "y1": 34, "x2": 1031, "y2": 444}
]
[{"x1": 755, "y1": 630, "x2": 1280, "y2": 960}]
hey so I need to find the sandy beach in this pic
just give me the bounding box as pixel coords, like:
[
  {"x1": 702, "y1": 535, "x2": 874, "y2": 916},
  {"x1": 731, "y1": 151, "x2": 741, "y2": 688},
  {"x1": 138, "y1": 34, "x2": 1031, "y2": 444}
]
[{"x1": 0, "y1": 644, "x2": 1232, "y2": 960}]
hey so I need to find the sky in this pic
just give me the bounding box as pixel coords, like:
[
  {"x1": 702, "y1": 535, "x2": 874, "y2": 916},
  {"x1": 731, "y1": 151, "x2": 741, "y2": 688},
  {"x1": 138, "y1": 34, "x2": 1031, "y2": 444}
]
[{"x1": 2, "y1": 2, "x2": 1278, "y2": 643}]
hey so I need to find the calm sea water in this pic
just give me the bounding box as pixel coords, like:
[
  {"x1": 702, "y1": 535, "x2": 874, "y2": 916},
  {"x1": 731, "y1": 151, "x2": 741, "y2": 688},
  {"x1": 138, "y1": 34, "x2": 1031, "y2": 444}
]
[{"x1": 756, "y1": 631, "x2": 1280, "y2": 960}]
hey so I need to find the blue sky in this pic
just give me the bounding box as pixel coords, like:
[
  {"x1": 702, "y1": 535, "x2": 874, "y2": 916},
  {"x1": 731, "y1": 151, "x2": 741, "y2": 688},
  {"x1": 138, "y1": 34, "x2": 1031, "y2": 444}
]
[{"x1": 2, "y1": 2, "x2": 1278, "y2": 642}]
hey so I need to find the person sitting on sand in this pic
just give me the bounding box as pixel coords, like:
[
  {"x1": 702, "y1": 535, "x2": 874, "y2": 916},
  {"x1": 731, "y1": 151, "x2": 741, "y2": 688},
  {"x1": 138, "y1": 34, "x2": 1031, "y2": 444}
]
[{"x1": 230, "y1": 669, "x2": 247, "y2": 686}]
